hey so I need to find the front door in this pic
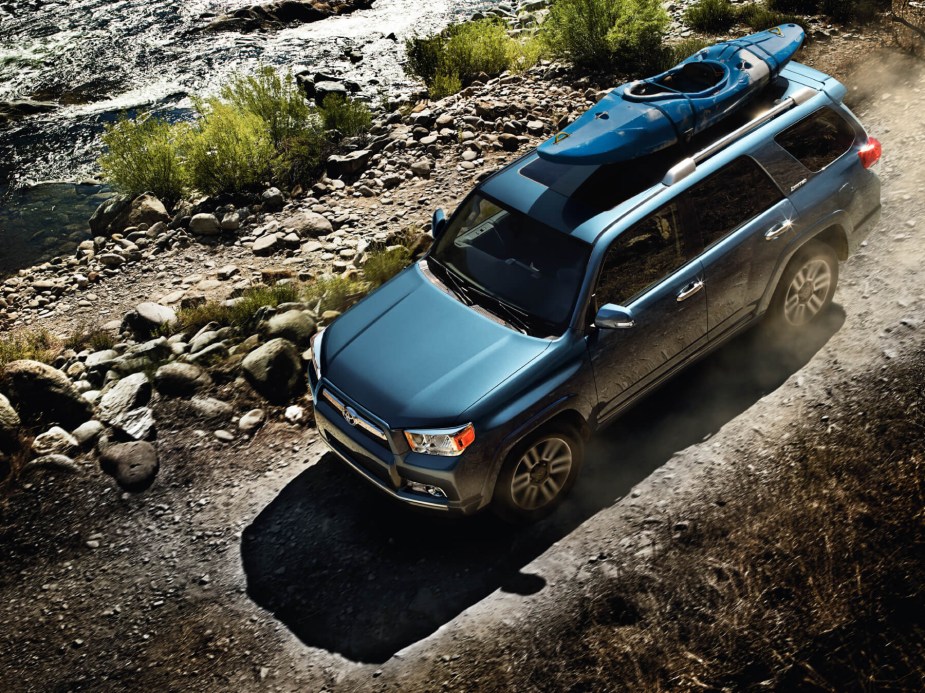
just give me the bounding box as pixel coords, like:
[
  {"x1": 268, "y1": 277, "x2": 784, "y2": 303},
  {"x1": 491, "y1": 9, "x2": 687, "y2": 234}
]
[{"x1": 588, "y1": 199, "x2": 708, "y2": 421}]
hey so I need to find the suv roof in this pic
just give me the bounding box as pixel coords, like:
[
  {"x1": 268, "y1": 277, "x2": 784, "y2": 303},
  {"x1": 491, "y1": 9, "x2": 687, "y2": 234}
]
[{"x1": 477, "y1": 62, "x2": 847, "y2": 246}]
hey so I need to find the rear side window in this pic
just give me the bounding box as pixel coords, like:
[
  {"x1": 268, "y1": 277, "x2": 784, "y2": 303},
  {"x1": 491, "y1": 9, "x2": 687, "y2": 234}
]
[
  {"x1": 684, "y1": 157, "x2": 784, "y2": 248},
  {"x1": 775, "y1": 107, "x2": 856, "y2": 172}
]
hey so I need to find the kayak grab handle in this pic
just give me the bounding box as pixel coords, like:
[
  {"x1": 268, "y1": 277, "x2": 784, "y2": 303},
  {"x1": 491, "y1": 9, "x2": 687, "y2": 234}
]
[{"x1": 554, "y1": 132, "x2": 570, "y2": 144}]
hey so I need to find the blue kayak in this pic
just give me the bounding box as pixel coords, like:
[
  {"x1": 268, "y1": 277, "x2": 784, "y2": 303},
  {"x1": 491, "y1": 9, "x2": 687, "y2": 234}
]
[{"x1": 537, "y1": 24, "x2": 805, "y2": 165}]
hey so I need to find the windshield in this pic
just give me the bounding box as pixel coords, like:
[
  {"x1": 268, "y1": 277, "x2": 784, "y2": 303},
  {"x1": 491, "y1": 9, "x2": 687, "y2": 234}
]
[{"x1": 430, "y1": 194, "x2": 591, "y2": 334}]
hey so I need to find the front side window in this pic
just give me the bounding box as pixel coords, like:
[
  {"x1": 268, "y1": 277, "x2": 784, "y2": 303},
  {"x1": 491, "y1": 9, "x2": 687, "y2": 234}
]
[
  {"x1": 430, "y1": 194, "x2": 592, "y2": 334},
  {"x1": 775, "y1": 107, "x2": 856, "y2": 172},
  {"x1": 596, "y1": 201, "x2": 695, "y2": 306},
  {"x1": 684, "y1": 157, "x2": 784, "y2": 248}
]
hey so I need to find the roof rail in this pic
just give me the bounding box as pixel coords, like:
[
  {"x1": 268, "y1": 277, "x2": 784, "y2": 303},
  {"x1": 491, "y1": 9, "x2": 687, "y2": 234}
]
[{"x1": 661, "y1": 86, "x2": 817, "y2": 186}]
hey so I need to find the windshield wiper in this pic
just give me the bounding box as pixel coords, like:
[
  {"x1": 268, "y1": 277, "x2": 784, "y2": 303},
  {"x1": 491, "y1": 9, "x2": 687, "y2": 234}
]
[
  {"x1": 459, "y1": 282, "x2": 539, "y2": 335},
  {"x1": 428, "y1": 257, "x2": 474, "y2": 307}
]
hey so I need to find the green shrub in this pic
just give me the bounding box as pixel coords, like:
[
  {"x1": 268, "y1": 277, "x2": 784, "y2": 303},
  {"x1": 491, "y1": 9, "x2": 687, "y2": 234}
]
[
  {"x1": 405, "y1": 19, "x2": 541, "y2": 98},
  {"x1": 304, "y1": 275, "x2": 367, "y2": 314},
  {"x1": 543, "y1": 0, "x2": 669, "y2": 72},
  {"x1": 219, "y1": 66, "x2": 315, "y2": 149},
  {"x1": 685, "y1": 0, "x2": 739, "y2": 33},
  {"x1": 737, "y1": 3, "x2": 799, "y2": 29},
  {"x1": 274, "y1": 124, "x2": 330, "y2": 187},
  {"x1": 174, "y1": 283, "x2": 302, "y2": 335},
  {"x1": 99, "y1": 116, "x2": 189, "y2": 205},
  {"x1": 318, "y1": 94, "x2": 372, "y2": 137},
  {"x1": 63, "y1": 326, "x2": 116, "y2": 353},
  {"x1": 362, "y1": 247, "x2": 412, "y2": 288},
  {"x1": 0, "y1": 329, "x2": 60, "y2": 367},
  {"x1": 186, "y1": 100, "x2": 276, "y2": 195}
]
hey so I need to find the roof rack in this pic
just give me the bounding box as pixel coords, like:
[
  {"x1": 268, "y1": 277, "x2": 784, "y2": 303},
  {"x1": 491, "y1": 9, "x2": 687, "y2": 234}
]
[{"x1": 661, "y1": 86, "x2": 817, "y2": 186}]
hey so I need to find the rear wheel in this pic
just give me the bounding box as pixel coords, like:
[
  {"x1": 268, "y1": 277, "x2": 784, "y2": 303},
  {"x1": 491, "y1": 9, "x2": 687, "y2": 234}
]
[
  {"x1": 767, "y1": 241, "x2": 839, "y2": 331},
  {"x1": 492, "y1": 426, "x2": 583, "y2": 523}
]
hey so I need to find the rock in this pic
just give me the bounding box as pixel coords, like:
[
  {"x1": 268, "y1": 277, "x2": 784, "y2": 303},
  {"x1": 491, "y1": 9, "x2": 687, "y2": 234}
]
[
  {"x1": 284, "y1": 404, "x2": 305, "y2": 423},
  {"x1": 0, "y1": 393, "x2": 20, "y2": 453},
  {"x1": 253, "y1": 233, "x2": 281, "y2": 256},
  {"x1": 123, "y1": 302, "x2": 177, "y2": 338},
  {"x1": 314, "y1": 81, "x2": 348, "y2": 104},
  {"x1": 188, "y1": 342, "x2": 229, "y2": 364},
  {"x1": 189, "y1": 213, "x2": 222, "y2": 236},
  {"x1": 241, "y1": 338, "x2": 304, "y2": 404},
  {"x1": 188, "y1": 330, "x2": 219, "y2": 355},
  {"x1": 32, "y1": 426, "x2": 79, "y2": 456},
  {"x1": 154, "y1": 362, "x2": 210, "y2": 397},
  {"x1": 0, "y1": 360, "x2": 94, "y2": 429},
  {"x1": 99, "y1": 441, "x2": 158, "y2": 492},
  {"x1": 110, "y1": 337, "x2": 171, "y2": 375},
  {"x1": 326, "y1": 150, "x2": 372, "y2": 177},
  {"x1": 89, "y1": 194, "x2": 131, "y2": 234},
  {"x1": 410, "y1": 158, "x2": 433, "y2": 178},
  {"x1": 123, "y1": 193, "x2": 170, "y2": 230},
  {"x1": 71, "y1": 420, "x2": 104, "y2": 448},
  {"x1": 261, "y1": 187, "x2": 285, "y2": 212},
  {"x1": 97, "y1": 252, "x2": 126, "y2": 268},
  {"x1": 382, "y1": 173, "x2": 402, "y2": 189},
  {"x1": 98, "y1": 372, "x2": 152, "y2": 424},
  {"x1": 85, "y1": 349, "x2": 119, "y2": 370},
  {"x1": 217, "y1": 264, "x2": 240, "y2": 280},
  {"x1": 220, "y1": 212, "x2": 241, "y2": 231},
  {"x1": 111, "y1": 407, "x2": 155, "y2": 441},
  {"x1": 188, "y1": 396, "x2": 233, "y2": 420},
  {"x1": 263, "y1": 310, "x2": 316, "y2": 347},
  {"x1": 20, "y1": 454, "x2": 82, "y2": 479},
  {"x1": 239, "y1": 408, "x2": 266, "y2": 433},
  {"x1": 283, "y1": 210, "x2": 333, "y2": 238},
  {"x1": 498, "y1": 133, "x2": 521, "y2": 152},
  {"x1": 214, "y1": 430, "x2": 235, "y2": 442}
]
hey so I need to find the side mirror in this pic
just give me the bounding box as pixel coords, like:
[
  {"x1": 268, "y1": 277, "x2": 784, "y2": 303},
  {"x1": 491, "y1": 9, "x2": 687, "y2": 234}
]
[
  {"x1": 595, "y1": 304, "x2": 635, "y2": 329},
  {"x1": 432, "y1": 208, "x2": 447, "y2": 239}
]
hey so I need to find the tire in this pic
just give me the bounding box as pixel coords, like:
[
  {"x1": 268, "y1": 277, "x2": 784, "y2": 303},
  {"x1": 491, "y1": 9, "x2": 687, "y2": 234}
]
[
  {"x1": 492, "y1": 426, "x2": 584, "y2": 524},
  {"x1": 766, "y1": 240, "x2": 839, "y2": 332}
]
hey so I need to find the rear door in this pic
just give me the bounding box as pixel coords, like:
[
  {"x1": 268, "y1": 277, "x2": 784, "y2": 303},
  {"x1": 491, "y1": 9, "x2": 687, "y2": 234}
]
[
  {"x1": 684, "y1": 156, "x2": 792, "y2": 338},
  {"x1": 588, "y1": 199, "x2": 707, "y2": 421}
]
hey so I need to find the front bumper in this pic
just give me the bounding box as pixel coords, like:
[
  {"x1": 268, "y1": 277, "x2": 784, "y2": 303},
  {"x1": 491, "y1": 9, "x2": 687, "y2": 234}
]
[{"x1": 312, "y1": 380, "x2": 492, "y2": 515}]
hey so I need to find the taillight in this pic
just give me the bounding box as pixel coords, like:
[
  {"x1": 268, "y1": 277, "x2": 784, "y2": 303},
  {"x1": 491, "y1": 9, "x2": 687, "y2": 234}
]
[{"x1": 858, "y1": 137, "x2": 882, "y2": 169}]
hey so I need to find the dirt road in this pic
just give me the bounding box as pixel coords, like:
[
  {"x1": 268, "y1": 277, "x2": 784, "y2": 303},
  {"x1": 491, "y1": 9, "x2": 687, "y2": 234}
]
[{"x1": 1, "y1": 49, "x2": 922, "y2": 692}]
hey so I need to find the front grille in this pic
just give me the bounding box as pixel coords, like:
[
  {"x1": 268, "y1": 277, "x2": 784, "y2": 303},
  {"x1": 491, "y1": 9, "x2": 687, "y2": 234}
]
[{"x1": 321, "y1": 388, "x2": 390, "y2": 449}]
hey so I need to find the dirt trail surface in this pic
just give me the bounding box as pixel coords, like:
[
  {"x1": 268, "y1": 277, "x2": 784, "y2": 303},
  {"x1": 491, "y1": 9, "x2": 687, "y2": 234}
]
[{"x1": 1, "y1": 50, "x2": 923, "y2": 692}]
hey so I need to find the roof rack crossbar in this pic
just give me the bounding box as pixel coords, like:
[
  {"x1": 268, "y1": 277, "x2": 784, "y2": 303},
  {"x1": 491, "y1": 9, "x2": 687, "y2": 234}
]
[{"x1": 661, "y1": 86, "x2": 817, "y2": 186}]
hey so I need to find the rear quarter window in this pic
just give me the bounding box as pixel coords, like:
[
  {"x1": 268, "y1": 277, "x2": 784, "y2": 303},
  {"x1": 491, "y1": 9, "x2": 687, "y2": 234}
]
[{"x1": 775, "y1": 107, "x2": 856, "y2": 172}]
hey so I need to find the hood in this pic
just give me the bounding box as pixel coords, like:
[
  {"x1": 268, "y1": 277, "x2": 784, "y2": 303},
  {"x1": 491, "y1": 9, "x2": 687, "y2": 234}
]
[{"x1": 322, "y1": 263, "x2": 551, "y2": 428}]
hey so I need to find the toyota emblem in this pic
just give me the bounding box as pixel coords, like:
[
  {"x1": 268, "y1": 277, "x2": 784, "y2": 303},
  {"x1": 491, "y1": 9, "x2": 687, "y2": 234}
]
[{"x1": 343, "y1": 406, "x2": 359, "y2": 427}]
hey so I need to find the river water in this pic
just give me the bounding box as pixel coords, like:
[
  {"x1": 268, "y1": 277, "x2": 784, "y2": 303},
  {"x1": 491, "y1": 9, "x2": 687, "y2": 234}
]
[{"x1": 0, "y1": 0, "x2": 490, "y2": 277}]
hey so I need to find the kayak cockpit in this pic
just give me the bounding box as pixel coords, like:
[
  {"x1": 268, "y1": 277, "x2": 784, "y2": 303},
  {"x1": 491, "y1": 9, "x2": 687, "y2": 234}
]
[{"x1": 625, "y1": 61, "x2": 729, "y2": 101}]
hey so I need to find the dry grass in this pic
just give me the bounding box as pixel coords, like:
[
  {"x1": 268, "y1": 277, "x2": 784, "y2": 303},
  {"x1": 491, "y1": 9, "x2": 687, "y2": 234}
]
[
  {"x1": 463, "y1": 356, "x2": 925, "y2": 691},
  {"x1": 0, "y1": 328, "x2": 61, "y2": 368}
]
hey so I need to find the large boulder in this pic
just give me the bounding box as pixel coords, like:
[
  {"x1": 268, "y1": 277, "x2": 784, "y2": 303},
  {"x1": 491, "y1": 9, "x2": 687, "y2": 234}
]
[
  {"x1": 90, "y1": 193, "x2": 169, "y2": 235},
  {"x1": 0, "y1": 393, "x2": 20, "y2": 453},
  {"x1": 282, "y1": 210, "x2": 334, "y2": 238},
  {"x1": 122, "y1": 302, "x2": 177, "y2": 338},
  {"x1": 326, "y1": 150, "x2": 372, "y2": 178},
  {"x1": 0, "y1": 360, "x2": 94, "y2": 429},
  {"x1": 98, "y1": 372, "x2": 152, "y2": 424},
  {"x1": 100, "y1": 441, "x2": 159, "y2": 492},
  {"x1": 89, "y1": 194, "x2": 131, "y2": 234},
  {"x1": 241, "y1": 338, "x2": 304, "y2": 403},
  {"x1": 189, "y1": 213, "x2": 221, "y2": 236},
  {"x1": 262, "y1": 310, "x2": 316, "y2": 348},
  {"x1": 153, "y1": 362, "x2": 211, "y2": 397}
]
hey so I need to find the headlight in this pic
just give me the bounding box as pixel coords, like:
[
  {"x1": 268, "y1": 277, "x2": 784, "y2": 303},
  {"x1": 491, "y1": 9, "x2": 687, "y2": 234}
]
[
  {"x1": 309, "y1": 328, "x2": 325, "y2": 381},
  {"x1": 404, "y1": 423, "x2": 475, "y2": 457}
]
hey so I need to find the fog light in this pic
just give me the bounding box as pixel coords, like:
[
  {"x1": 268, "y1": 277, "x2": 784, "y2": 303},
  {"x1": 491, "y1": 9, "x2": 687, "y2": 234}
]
[{"x1": 405, "y1": 481, "x2": 448, "y2": 499}]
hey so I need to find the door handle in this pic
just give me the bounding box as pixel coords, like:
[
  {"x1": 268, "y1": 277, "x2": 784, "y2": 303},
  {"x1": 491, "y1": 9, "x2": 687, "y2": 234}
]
[
  {"x1": 764, "y1": 219, "x2": 793, "y2": 241},
  {"x1": 676, "y1": 280, "x2": 704, "y2": 302}
]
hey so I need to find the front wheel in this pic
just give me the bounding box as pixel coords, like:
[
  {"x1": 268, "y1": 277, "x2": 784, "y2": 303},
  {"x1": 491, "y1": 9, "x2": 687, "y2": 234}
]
[
  {"x1": 492, "y1": 426, "x2": 583, "y2": 524},
  {"x1": 767, "y1": 240, "x2": 839, "y2": 331}
]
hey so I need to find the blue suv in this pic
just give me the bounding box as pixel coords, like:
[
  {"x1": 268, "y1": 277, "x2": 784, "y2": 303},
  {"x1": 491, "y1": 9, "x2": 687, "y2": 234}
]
[{"x1": 308, "y1": 59, "x2": 881, "y2": 522}]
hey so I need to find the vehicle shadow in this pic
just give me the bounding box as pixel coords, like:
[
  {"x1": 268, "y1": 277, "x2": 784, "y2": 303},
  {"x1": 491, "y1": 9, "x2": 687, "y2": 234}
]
[{"x1": 240, "y1": 307, "x2": 845, "y2": 664}]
